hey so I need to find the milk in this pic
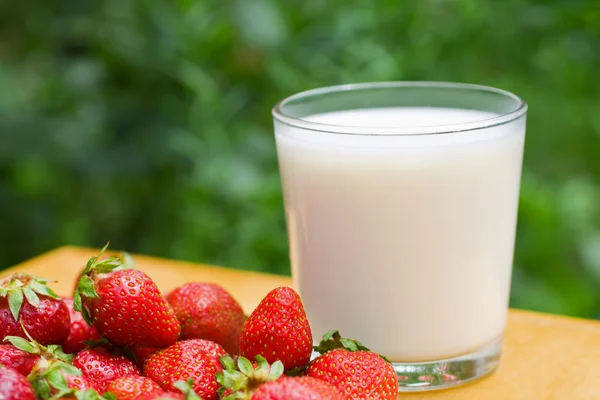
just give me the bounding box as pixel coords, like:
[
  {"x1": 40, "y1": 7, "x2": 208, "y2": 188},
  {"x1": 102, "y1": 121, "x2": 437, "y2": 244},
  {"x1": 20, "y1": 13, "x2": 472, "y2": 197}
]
[{"x1": 274, "y1": 107, "x2": 525, "y2": 362}]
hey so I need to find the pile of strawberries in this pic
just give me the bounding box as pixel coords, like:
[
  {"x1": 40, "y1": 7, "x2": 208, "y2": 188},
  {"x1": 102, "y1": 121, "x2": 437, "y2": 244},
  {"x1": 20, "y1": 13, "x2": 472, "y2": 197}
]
[{"x1": 0, "y1": 245, "x2": 398, "y2": 400}]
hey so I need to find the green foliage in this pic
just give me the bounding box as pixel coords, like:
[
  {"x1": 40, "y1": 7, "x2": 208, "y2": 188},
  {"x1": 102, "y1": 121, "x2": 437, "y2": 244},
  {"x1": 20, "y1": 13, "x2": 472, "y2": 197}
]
[{"x1": 0, "y1": 0, "x2": 599, "y2": 318}]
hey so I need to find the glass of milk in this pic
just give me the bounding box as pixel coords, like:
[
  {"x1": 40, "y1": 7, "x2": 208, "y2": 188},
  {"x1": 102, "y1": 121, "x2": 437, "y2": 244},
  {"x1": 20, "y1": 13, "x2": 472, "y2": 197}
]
[{"x1": 272, "y1": 82, "x2": 527, "y2": 391}]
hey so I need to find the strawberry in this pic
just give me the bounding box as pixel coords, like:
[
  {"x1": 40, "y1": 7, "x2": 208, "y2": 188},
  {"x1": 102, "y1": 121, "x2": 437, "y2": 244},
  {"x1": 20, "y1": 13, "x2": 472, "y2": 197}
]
[
  {"x1": 136, "y1": 394, "x2": 185, "y2": 400},
  {"x1": 72, "y1": 347, "x2": 140, "y2": 393},
  {"x1": 0, "y1": 273, "x2": 70, "y2": 345},
  {"x1": 0, "y1": 343, "x2": 40, "y2": 375},
  {"x1": 239, "y1": 287, "x2": 312, "y2": 371},
  {"x1": 136, "y1": 393, "x2": 184, "y2": 400},
  {"x1": 0, "y1": 365, "x2": 36, "y2": 400},
  {"x1": 166, "y1": 283, "x2": 245, "y2": 355},
  {"x1": 250, "y1": 376, "x2": 344, "y2": 400},
  {"x1": 135, "y1": 380, "x2": 201, "y2": 400},
  {"x1": 305, "y1": 331, "x2": 397, "y2": 400},
  {"x1": 62, "y1": 298, "x2": 102, "y2": 354},
  {"x1": 105, "y1": 375, "x2": 163, "y2": 400},
  {"x1": 73, "y1": 245, "x2": 180, "y2": 349},
  {"x1": 144, "y1": 340, "x2": 225, "y2": 400}
]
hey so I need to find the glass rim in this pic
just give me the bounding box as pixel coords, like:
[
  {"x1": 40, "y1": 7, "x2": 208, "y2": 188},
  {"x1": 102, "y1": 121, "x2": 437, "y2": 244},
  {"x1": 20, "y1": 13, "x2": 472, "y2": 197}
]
[{"x1": 272, "y1": 81, "x2": 528, "y2": 136}]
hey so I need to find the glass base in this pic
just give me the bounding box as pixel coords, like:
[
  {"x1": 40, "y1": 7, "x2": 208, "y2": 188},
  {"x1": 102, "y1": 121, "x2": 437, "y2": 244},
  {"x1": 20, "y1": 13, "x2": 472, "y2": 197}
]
[{"x1": 394, "y1": 336, "x2": 503, "y2": 391}]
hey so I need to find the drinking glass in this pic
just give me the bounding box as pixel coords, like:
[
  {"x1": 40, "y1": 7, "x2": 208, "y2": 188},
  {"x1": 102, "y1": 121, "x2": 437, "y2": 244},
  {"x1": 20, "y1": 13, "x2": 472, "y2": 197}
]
[{"x1": 272, "y1": 82, "x2": 527, "y2": 391}]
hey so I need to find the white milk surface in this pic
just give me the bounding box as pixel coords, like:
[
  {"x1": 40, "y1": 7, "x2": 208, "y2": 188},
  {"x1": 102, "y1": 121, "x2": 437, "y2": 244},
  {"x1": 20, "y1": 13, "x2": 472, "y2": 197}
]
[{"x1": 275, "y1": 107, "x2": 526, "y2": 361}]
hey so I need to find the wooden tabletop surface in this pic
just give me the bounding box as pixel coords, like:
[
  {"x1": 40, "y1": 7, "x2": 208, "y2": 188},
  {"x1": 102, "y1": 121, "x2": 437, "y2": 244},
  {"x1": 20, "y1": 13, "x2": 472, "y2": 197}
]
[{"x1": 3, "y1": 246, "x2": 600, "y2": 399}]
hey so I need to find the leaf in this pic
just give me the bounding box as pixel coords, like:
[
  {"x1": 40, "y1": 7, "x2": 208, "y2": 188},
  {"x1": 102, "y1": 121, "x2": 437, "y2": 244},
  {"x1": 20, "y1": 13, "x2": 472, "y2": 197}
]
[
  {"x1": 100, "y1": 391, "x2": 117, "y2": 400},
  {"x1": 172, "y1": 380, "x2": 189, "y2": 393},
  {"x1": 339, "y1": 338, "x2": 370, "y2": 352},
  {"x1": 47, "y1": 345, "x2": 74, "y2": 362},
  {"x1": 219, "y1": 355, "x2": 236, "y2": 370},
  {"x1": 7, "y1": 289, "x2": 24, "y2": 321},
  {"x1": 58, "y1": 362, "x2": 82, "y2": 377},
  {"x1": 73, "y1": 291, "x2": 83, "y2": 312},
  {"x1": 237, "y1": 356, "x2": 253, "y2": 376},
  {"x1": 269, "y1": 361, "x2": 284, "y2": 380},
  {"x1": 255, "y1": 355, "x2": 269, "y2": 374},
  {"x1": 78, "y1": 276, "x2": 98, "y2": 299},
  {"x1": 121, "y1": 252, "x2": 136, "y2": 267},
  {"x1": 30, "y1": 280, "x2": 59, "y2": 300},
  {"x1": 321, "y1": 330, "x2": 338, "y2": 342},
  {"x1": 23, "y1": 286, "x2": 40, "y2": 307},
  {"x1": 93, "y1": 259, "x2": 122, "y2": 274},
  {"x1": 30, "y1": 376, "x2": 52, "y2": 399},
  {"x1": 219, "y1": 370, "x2": 246, "y2": 391},
  {"x1": 4, "y1": 336, "x2": 38, "y2": 354},
  {"x1": 46, "y1": 366, "x2": 69, "y2": 391}
]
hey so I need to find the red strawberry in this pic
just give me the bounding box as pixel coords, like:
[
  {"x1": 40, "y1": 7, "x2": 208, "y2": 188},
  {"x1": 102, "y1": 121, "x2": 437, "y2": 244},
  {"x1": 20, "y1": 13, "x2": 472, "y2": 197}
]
[
  {"x1": 144, "y1": 340, "x2": 224, "y2": 400},
  {"x1": 105, "y1": 375, "x2": 163, "y2": 400},
  {"x1": 0, "y1": 343, "x2": 40, "y2": 375},
  {"x1": 74, "y1": 245, "x2": 180, "y2": 349},
  {"x1": 166, "y1": 283, "x2": 245, "y2": 354},
  {"x1": 62, "y1": 298, "x2": 102, "y2": 354},
  {"x1": 0, "y1": 365, "x2": 35, "y2": 400},
  {"x1": 0, "y1": 273, "x2": 70, "y2": 345},
  {"x1": 251, "y1": 376, "x2": 344, "y2": 400},
  {"x1": 136, "y1": 393, "x2": 184, "y2": 400},
  {"x1": 178, "y1": 339, "x2": 227, "y2": 367},
  {"x1": 73, "y1": 347, "x2": 140, "y2": 393},
  {"x1": 305, "y1": 331, "x2": 397, "y2": 400},
  {"x1": 239, "y1": 287, "x2": 312, "y2": 371}
]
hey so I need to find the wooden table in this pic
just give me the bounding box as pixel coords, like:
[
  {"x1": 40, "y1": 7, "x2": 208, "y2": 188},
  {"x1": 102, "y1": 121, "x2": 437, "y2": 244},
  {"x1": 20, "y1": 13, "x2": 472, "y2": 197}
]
[{"x1": 4, "y1": 246, "x2": 600, "y2": 399}]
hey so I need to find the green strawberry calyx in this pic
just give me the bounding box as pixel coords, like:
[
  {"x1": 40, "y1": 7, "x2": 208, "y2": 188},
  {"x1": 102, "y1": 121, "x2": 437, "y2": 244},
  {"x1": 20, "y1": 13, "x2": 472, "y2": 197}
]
[
  {"x1": 73, "y1": 242, "x2": 134, "y2": 324},
  {"x1": 172, "y1": 379, "x2": 202, "y2": 400},
  {"x1": 34, "y1": 364, "x2": 111, "y2": 400},
  {"x1": 314, "y1": 330, "x2": 392, "y2": 363},
  {"x1": 0, "y1": 273, "x2": 60, "y2": 321},
  {"x1": 28, "y1": 359, "x2": 82, "y2": 399},
  {"x1": 4, "y1": 323, "x2": 73, "y2": 363},
  {"x1": 216, "y1": 355, "x2": 284, "y2": 400}
]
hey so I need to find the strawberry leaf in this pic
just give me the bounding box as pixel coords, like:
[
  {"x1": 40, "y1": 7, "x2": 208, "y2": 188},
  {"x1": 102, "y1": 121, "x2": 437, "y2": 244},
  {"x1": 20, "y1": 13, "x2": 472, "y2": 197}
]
[
  {"x1": 30, "y1": 280, "x2": 60, "y2": 300},
  {"x1": 46, "y1": 366, "x2": 69, "y2": 391},
  {"x1": 46, "y1": 345, "x2": 75, "y2": 363},
  {"x1": 77, "y1": 276, "x2": 98, "y2": 299},
  {"x1": 268, "y1": 361, "x2": 284, "y2": 380},
  {"x1": 339, "y1": 338, "x2": 370, "y2": 352},
  {"x1": 7, "y1": 289, "x2": 24, "y2": 321},
  {"x1": 101, "y1": 392, "x2": 118, "y2": 400},
  {"x1": 237, "y1": 357, "x2": 253, "y2": 376},
  {"x1": 3, "y1": 336, "x2": 39, "y2": 354},
  {"x1": 219, "y1": 355, "x2": 236, "y2": 370},
  {"x1": 57, "y1": 362, "x2": 82, "y2": 377},
  {"x1": 321, "y1": 330, "x2": 337, "y2": 342},
  {"x1": 255, "y1": 355, "x2": 270, "y2": 374},
  {"x1": 173, "y1": 379, "x2": 201, "y2": 400},
  {"x1": 30, "y1": 376, "x2": 52, "y2": 399},
  {"x1": 23, "y1": 286, "x2": 40, "y2": 307}
]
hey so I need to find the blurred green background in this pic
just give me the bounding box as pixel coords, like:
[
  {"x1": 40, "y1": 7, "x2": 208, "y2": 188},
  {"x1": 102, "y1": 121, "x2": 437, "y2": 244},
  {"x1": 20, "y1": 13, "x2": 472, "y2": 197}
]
[{"x1": 1, "y1": 0, "x2": 599, "y2": 318}]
